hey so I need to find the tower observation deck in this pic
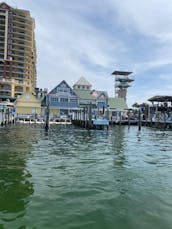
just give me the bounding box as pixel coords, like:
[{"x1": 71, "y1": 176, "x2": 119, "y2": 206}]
[{"x1": 111, "y1": 71, "x2": 134, "y2": 100}]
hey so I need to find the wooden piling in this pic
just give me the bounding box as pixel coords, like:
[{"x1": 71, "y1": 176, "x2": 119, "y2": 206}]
[
  {"x1": 138, "y1": 109, "x2": 142, "y2": 131},
  {"x1": 45, "y1": 104, "x2": 50, "y2": 130}
]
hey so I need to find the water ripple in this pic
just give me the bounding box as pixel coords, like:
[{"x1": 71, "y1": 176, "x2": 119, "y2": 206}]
[{"x1": 1, "y1": 125, "x2": 172, "y2": 228}]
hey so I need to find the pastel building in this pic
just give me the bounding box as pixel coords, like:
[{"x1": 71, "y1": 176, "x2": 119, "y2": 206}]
[
  {"x1": 15, "y1": 93, "x2": 41, "y2": 115},
  {"x1": 0, "y1": 2, "x2": 36, "y2": 101},
  {"x1": 47, "y1": 80, "x2": 79, "y2": 118},
  {"x1": 46, "y1": 77, "x2": 128, "y2": 120}
]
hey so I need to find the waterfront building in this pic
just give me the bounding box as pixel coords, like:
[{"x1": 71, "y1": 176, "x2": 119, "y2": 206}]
[
  {"x1": 108, "y1": 97, "x2": 128, "y2": 120},
  {"x1": 47, "y1": 77, "x2": 130, "y2": 121},
  {"x1": 15, "y1": 93, "x2": 41, "y2": 116},
  {"x1": 0, "y1": 2, "x2": 36, "y2": 101},
  {"x1": 148, "y1": 95, "x2": 172, "y2": 122},
  {"x1": 91, "y1": 89, "x2": 108, "y2": 112},
  {"x1": 73, "y1": 77, "x2": 110, "y2": 119},
  {"x1": 47, "y1": 80, "x2": 79, "y2": 118},
  {"x1": 73, "y1": 77, "x2": 95, "y2": 106}
]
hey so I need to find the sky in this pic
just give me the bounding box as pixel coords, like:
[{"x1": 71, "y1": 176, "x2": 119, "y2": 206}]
[{"x1": 4, "y1": 0, "x2": 172, "y2": 107}]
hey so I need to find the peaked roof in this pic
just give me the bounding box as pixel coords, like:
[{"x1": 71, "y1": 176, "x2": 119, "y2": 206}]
[
  {"x1": 73, "y1": 77, "x2": 92, "y2": 87},
  {"x1": 109, "y1": 97, "x2": 128, "y2": 110},
  {"x1": 48, "y1": 80, "x2": 76, "y2": 96},
  {"x1": 0, "y1": 2, "x2": 11, "y2": 10},
  {"x1": 91, "y1": 90, "x2": 108, "y2": 98},
  {"x1": 15, "y1": 93, "x2": 41, "y2": 107},
  {"x1": 73, "y1": 89, "x2": 93, "y2": 100}
]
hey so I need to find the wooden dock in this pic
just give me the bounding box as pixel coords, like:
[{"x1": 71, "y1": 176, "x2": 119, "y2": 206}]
[
  {"x1": 0, "y1": 113, "x2": 15, "y2": 126},
  {"x1": 72, "y1": 119, "x2": 109, "y2": 130},
  {"x1": 110, "y1": 119, "x2": 172, "y2": 130}
]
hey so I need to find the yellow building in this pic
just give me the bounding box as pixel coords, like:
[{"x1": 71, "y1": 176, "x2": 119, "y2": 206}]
[
  {"x1": 0, "y1": 2, "x2": 36, "y2": 100},
  {"x1": 15, "y1": 93, "x2": 41, "y2": 115}
]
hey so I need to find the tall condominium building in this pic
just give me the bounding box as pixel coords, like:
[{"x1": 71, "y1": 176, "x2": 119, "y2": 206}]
[{"x1": 0, "y1": 2, "x2": 36, "y2": 101}]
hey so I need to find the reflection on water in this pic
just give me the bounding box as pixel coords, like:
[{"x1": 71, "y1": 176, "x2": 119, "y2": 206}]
[
  {"x1": 0, "y1": 125, "x2": 38, "y2": 228},
  {"x1": 0, "y1": 124, "x2": 172, "y2": 229}
]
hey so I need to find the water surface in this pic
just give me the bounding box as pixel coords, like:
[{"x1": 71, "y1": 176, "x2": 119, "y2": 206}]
[{"x1": 0, "y1": 124, "x2": 172, "y2": 229}]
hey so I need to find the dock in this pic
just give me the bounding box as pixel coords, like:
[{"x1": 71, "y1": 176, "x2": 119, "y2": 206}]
[
  {"x1": 0, "y1": 112, "x2": 15, "y2": 126},
  {"x1": 72, "y1": 119, "x2": 109, "y2": 130}
]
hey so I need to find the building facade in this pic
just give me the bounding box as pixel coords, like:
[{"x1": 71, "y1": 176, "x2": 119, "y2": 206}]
[
  {"x1": 0, "y1": 2, "x2": 36, "y2": 101},
  {"x1": 46, "y1": 77, "x2": 129, "y2": 120},
  {"x1": 47, "y1": 80, "x2": 79, "y2": 118},
  {"x1": 15, "y1": 93, "x2": 41, "y2": 116}
]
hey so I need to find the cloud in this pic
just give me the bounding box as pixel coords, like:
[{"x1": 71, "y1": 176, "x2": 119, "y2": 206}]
[{"x1": 4, "y1": 0, "x2": 172, "y2": 107}]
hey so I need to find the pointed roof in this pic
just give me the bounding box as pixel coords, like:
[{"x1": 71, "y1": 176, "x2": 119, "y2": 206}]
[
  {"x1": 91, "y1": 90, "x2": 108, "y2": 98},
  {"x1": 15, "y1": 93, "x2": 41, "y2": 108},
  {"x1": 48, "y1": 80, "x2": 77, "y2": 96},
  {"x1": 0, "y1": 2, "x2": 11, "y2": 10},
  {"x1": 73, "y1": 77, "x2": 92, "y2": 87}
]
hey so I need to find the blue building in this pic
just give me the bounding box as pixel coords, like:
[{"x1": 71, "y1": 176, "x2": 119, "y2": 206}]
[
  {"x1": 46, "y1": 77, "x2": 128, "y2": 120},
  {"x1": 47, "y1": 80, "x2": 79, "y2": 118}
]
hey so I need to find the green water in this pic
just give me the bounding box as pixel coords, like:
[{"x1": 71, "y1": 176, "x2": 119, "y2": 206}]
[{"x1": 0, "y1": 124, "x2": 172, "y2": 229}]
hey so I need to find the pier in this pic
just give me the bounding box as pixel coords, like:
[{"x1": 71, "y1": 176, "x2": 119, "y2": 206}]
[
  {"x1": 72, "y1": 119, "x2": 109, "y2": 130},
  {"x1": 0, "y1": 102, "x2": 15, "y2": 126}
]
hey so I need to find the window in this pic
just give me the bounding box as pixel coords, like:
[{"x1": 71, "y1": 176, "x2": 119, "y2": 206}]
[
  {"x1": 57, "y1": 83, "x2": 70, "y2": 93},
  {"x1": 60, "y1": 98, "x2": 68, "y2": 102},
  {"x1": 70, "y1": 98, "x2": 77, "y2": 103},
  {"x1": 51, "y1": 97, "x2": 58, "y2": 102}
]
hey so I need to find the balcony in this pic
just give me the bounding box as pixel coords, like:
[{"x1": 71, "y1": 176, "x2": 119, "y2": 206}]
[
  {"x1": 0, "y1": 91, "x2": 11, "y2": 97},
  {"x1": 12, "y1": 48, "x2": 31, "y2": 56},
  {"x1": 13, "y1": 13, "x2": 33, "y2": 22},
  {"x1": 12, "y1": 30, "x2": 32, "y2": 40},
  {"x1": 12, "y1": 73, "x2": 25, "y2": 79},
  {"x1": 115, "y1": 76, "x2": 134, "y2": 82},
  {"x1": 12, "y1": 17, "x2": 33, "y2": 28},
  {"x1": 0, "y1": 16, "x2": 5, "y2": 20},
  {"x1": 115, "y1": 82, "x2": 131, "y2": 88},
  {"x1": 12, "y1": 36, "x2": 32, "y2": 44},
  {"x1": 0, "y1": 78, "x2": 12, "y2": 84},
  {"x1": 12, "y1": 42, "x2": 32, "y2": 50},
  {"x1": 0, "y1": 25, "x2": 5, "y2": 30},
  {"x1": 12, "y1": 50, "x2": 25, "y2": 56},
  {"x1": 15, "y1": 80, "x2": 25, "y2": 86},
  {"x1": 12, "y1": 64, "x2": 25, "y2": 69},
  {"x1": 15, "y1": 86, "x2": 23, "y2": 93},
  {"x1": 12, "y1": 22, "x2": 32, "y2": 32},
  {"x1": 0, "y1": 85, "x2": 11, "y2": 92},
  {"x1": 5, "y1": 67, "x2": 25, "y2": 74},
  {"x1": 12, "y1": 58, "x2": 28, "y2": 64}
]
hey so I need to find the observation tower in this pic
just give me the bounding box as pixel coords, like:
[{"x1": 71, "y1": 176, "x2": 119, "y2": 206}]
[{"x1": 111, "y1": 71, "x2": 134, "y2": 100}]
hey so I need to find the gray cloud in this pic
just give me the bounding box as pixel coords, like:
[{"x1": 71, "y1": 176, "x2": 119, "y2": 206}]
[{"x1": 5, "y1": 0, "x2": 172, "y2": 106}]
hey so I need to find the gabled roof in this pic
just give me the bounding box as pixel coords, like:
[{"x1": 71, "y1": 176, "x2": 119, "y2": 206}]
[
  {"x1": 73, "y1": 89, "x2": 93, "y2": 100},
  {"x1": 91, "y1": 90, "x2": 108, "y2": 98},
  {"x1": 48, "y1": 80, "x2": 77, "y2": 96},
  {"x1": 15, "y1": 93, "x2": 41, "y2": 107},
  {"x1": 109, "y1": 97, "x2": 128, "y2": 110},
  {"x1": 0, "y1": 2, "x2": 11, "y2": 10},
  {"x1": 73, "y1": 77, "x2": 92, "y2": 87}
]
